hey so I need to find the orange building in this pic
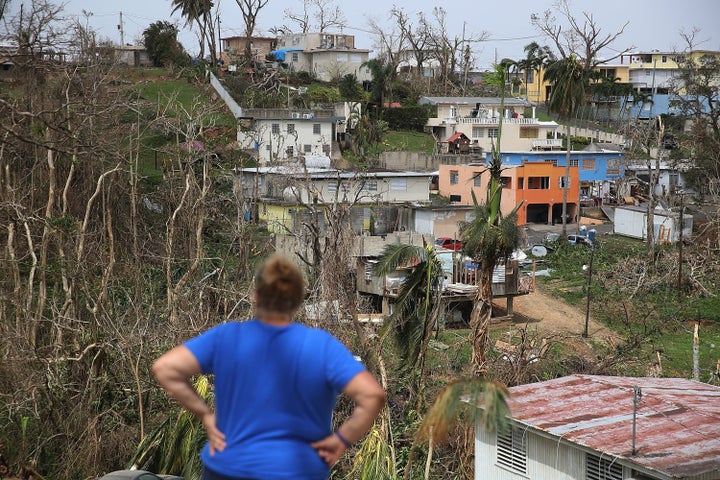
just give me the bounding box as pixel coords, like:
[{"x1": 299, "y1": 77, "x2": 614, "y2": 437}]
[{"x1": 438, "y1": 162, "x2": 579, "y2": 225}]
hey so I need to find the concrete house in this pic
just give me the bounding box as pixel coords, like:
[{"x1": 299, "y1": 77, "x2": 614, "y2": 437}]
[
  {"x1": 234, "y1": 165, "x2": 433, "y2": 234},
  {"x1": 220, "y1": 35, "x2": 277, "y2": 64},
  {"x1": 476, "y1": 375, "x2": 720, "y2": 480},
  {"x1": 419, "y1": 96, "x2": 561, "y2": 153},
  {"x1": 236, "y1": 107, "x2": 341, "y2": 164},
  {"x1": 438, "y1": 162, "x2": 580, "y2": 225},
  {"x1": 273, "y1": 32, "x2": 371, "y2": 82},
  {"x1": 493, "y1": 149, "x2": 625, "y2": 202}
]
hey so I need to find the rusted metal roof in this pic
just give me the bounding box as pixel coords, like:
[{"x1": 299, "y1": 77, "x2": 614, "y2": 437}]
[{"x1": 507, "y1": 375, "x2": 720, "y2": 478}]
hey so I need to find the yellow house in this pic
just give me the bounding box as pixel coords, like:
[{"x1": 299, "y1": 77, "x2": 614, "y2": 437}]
[{"x1": 520, "y1": 62, "x2": 630, "y2": 104}]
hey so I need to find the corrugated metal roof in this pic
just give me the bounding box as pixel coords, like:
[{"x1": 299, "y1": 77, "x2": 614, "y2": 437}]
[{"x1": 507, "y1": 375, "x2": 720, "y2": 478}]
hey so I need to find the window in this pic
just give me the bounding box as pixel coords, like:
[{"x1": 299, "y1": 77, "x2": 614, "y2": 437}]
[
  {"x1": 496, "y1": 426, "x2": 527, "y2": 474},
  {"x1": 390, "y1": 178, "x2": 407, "y2": 191},
  {"x1": 501, "y1": 177, "x2": 511, "y2": 188},
  {"x1": 559, "y1": 176, "x2": 571, "y2": 188},
  {"x1": 449, "y1": 194, "x2": 461, "y2": 202},
  {"x1": 586, "y1": 454, "x2": 622, "y2": 480},
  {"x1": 271, "y1": 123, "x2": 280, "y2": 134},
  {"x1": 313, "y1": 123, "x2": 321, "y2": 134},
  {"x1": 607, "y1": 158, "x2": 620, "y2": 175},
  {"x1": 569, "y1": 159, "x2": 579, "y2": 167},
  {"x1": 473, "y1": 174, "x2": 482, "y2": 187},
  {"x1": 583, "y1": 158, "x2": 596, "y2": 170},
  {"x1": 662, "y1": 55, "x2": 667, "y2": 63},
  {"x1": 322, "y1": 144, "x2": 330, "y2": 154},
  {"x1": 518, "y1": 177, "x2": 524, "y2": 189},
  {"x1": 526, "y1": 70, "x2": 534, "y2": 83},
  {"x1": 450, "y1": 170, "x2": 459, "y2": 185},
  {"x1": 291, "y1": 52, "x2": 299, "y2": 62},
  {"x1": 488, "y1": 128, "x2": 499, "y2": 138},
  {"x1": 549, "y1": 159, "x2": 558, "y2": 167},
  {"x1": 304, "y1": 144, "x2": 312, "y2": 153},
  {"x1": 362, "y1": 180, "x2": 378, "y2": 192},
  {"x1": 519, "y1": 127, "x2": 538, "y2": 138},
  {"x1": 286, "y1": 146, "x2": 294, "y2": 157},
  {"x1": 472, "y1": 127, "x2": 484, "y2": 138},
  {"x1": 287, "y1": 123, "x2": 296, "y2": 134},
  {"x1": 528, "y1": 176, "x2": 550, "y2": 189}
]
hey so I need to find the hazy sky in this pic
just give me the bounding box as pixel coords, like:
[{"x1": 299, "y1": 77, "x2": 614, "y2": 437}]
[{"x1": 6, "y1": 0, "x2": 720, "y2": 67}]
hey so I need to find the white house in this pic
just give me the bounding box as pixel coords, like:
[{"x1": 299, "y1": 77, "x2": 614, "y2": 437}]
[
  {"x1": 235, "y1": 165, "x2": 433, "y2": 206},
  {"x1": 625, "y1": 161, "x2": 693, "y2": 198},
  {"x1": 236, "y1": 108, "x2": 341, "y2": 164},
  {"x1": 476, "y1": 375, "x2": 720, "y2": 480},
  {"x1": 274, "y1": 32, "x2": 371, "y2": 82},
  {"x1": 419, "y1": 96, "x2": 561, "y2": 154}
]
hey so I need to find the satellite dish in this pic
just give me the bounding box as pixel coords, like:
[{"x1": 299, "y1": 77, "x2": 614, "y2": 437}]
[{"x1": 531, "y1": 245, "x2": 548, "y2": 257}]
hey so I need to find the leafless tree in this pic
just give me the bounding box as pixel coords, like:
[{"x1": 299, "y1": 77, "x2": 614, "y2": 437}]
[
  {"x1": 233, "y1": 0, "x2": 270, "y2": 62},
  {"x1": 531, "y1": 0, "x2": 632, "y2": 67},
  {"x1": 285, "y1": 0, "x2": 346, "y2": 33},
  {"x1": 422, "y1": 7, "x2": 487, "y2": 93},
  {"x1": 0, "y1": 0, "x2": 12, "y2": 21}
]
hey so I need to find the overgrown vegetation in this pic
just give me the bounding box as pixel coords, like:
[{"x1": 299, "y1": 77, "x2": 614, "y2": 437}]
[{"x1": 1, "y1": 1, "x2": 718, "y2": 479}]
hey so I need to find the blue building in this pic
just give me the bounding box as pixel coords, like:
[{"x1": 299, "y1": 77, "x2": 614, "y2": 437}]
[{"x1": 486, "y1": 147, "x2": 625, "y2": 201}]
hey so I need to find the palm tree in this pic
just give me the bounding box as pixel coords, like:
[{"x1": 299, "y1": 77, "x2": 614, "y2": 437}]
[
  {"x1": 460, "y1": 61, "x2": 523, "y2": 377},
  {"x1": 521, "y1": 42, "x2": 555, "y2": 104},
  {"x1": 362, "y1": 58, "x2": 395, "y2": 116},
  {"x1": 373, "y1": 242, "x2": 445, "y2": 402},
  {"x1": 171, "y1": 0, "x2": 215, "y2": 64},
  {"x1": 543, "y1": 55, "x2": 588, "y2": 237}
]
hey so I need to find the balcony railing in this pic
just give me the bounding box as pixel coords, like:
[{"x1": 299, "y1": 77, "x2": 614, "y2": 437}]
[
  {"x1": 532, "y1": 139, "x2": 563, "y2": 149},
  {"x1": 456, "y1": 117, "x2": 538, "y2": 125}
]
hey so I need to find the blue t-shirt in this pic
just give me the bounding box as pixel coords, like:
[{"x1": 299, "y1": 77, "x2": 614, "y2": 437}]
[{"x1": 184, "y1": 319, "x2": 365, "y2": 480}]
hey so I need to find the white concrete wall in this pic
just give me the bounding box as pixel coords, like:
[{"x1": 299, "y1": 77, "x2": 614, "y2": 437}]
[{"x1": 238, "y1": 119, "x2": 333, "y2": 163}]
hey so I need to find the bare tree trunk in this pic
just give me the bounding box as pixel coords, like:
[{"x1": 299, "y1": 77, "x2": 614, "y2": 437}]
[
  {"x1": 36, "y1": 132, "x2": 56, "y2": 348},
  {"x1": 470, "y1": 264, "x2": 493, "y2": 376},
  {"x1": 166, "y1": 170, "x2": 193, "y2": 322},
  {"x1": 562, "y1": 123, "x2": 570, "y2": 237}
]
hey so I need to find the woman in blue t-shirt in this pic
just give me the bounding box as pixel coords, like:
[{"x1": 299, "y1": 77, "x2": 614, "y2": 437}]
[{"x1": 153, "y1": 255, "x2": 386, "y2": 480}]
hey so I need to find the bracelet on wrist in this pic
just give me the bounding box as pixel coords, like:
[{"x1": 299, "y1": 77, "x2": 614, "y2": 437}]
[{"x1": 334, "y1": 429, "x2": 352, "y2": 448}]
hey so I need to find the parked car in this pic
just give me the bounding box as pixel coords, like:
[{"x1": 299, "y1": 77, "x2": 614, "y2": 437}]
[{"x1": 434, "y1": 237, "x2": 463, "y2": 251}]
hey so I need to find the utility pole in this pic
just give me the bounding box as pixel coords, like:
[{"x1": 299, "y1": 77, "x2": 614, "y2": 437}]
[
  {"x1": 583, "y1": 244, "x2": 595, "y2": 338},
  {"x1": 631, "y1": 386, "x2": 642, "y2": 455},
  {"x1": 118, "y1": 11, "x2": 125, "y2": 46},
  {"x1": 677, "y1": 192, "x2": 684, "y2": 296}
]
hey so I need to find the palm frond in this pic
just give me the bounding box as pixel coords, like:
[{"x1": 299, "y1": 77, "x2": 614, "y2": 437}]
[
  {"x1": 131, "y1": 376, "x2": 212, "y2": 480},
  {"x1": 344, "y1": 426, "x2": 397, "y2": 480},
  {"x1": 416, "y1": 378, "x2": 511, "y2": 446},
  {"x1": 373, "y1": 244, "x2": 428, "y2": 276}
]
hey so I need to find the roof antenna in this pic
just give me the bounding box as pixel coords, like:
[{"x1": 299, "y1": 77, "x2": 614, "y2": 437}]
[{"x1": 631, "y1": 386, "x2": 642, "y2": 455}]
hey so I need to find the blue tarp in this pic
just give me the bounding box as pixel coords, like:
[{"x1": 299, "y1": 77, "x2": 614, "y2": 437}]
[{"x1": 269, "y1": 48, "x2": 303, "y2": 61}]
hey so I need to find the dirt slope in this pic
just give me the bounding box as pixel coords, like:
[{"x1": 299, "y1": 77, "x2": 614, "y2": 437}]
[{"x1": 497, "y1": 285, "x2": 616, "y2": 342}]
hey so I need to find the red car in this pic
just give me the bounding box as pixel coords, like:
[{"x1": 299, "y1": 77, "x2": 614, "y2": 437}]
[{"x1": 434, "y1": 237, "x2": 463, "y2": 251}]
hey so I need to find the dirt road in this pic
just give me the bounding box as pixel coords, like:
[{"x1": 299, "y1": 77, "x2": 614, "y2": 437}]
[{"x1": 497, "y1": 284, "x2": 616, "y2": 342}]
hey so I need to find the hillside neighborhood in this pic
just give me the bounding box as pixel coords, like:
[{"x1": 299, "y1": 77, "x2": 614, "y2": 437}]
[{"x1": 0, "y1": 0, "x2": 719, "y2": 479}]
